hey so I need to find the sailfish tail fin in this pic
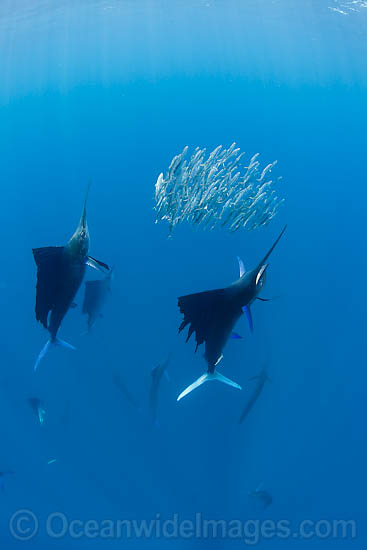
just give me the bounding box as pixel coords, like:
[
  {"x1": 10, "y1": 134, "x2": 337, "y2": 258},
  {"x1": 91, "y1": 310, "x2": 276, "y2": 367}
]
[
  {"x1": 177, "y1": 371, "x2": 242, "y2": 401},
  {"x1": 34, "y1": 338, "x2": 76, "y2": 371}
]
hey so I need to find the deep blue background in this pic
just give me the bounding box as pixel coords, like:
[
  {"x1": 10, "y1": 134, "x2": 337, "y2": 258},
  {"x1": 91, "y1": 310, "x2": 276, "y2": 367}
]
[{"x1": 0, "y1": 1, "x2": 365, "y2": 548}]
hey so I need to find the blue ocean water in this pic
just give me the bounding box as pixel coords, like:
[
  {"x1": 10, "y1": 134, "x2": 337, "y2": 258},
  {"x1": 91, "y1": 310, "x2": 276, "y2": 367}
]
[{"x1": 0, "y1": 1, "x2": 366, "y2": 547}]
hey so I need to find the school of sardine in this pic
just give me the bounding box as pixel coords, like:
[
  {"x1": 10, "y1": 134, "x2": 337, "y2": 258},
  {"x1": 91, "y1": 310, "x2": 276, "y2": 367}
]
[
  {"x1": 329, "y1": 0, "x2": 367, "y2": 14},
  {"x1": 154, "y1": 143, "x2": 284, "y2": 236}
]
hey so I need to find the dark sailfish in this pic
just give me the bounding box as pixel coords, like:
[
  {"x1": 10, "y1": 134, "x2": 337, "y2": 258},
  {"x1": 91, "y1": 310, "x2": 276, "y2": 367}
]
[
  {"x1": 149, "y1": 355, "x2": 170, "y2": 425},
  {"x1": 177, "y1": 226, "x2": 286, "y2": 400},
  {"x1": 82, "y1": 267, "x2": 114, "y2": 332},
  {"x1": 248, "y1": 484, "x2": 273, "y2": 508},
  {"x1": 238, "y1": 366, "x2": 270, "y2": 424},
  {"x1": 112, "y1": 370, "x2": 140, "y2": 411},
  {"x1": 32, "y1": 185, "x2": 109, "y2": 370}
]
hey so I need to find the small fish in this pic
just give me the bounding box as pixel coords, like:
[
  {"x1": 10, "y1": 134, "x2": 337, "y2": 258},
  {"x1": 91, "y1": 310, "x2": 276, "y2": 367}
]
[
  {"x1": 155, "y1": 145, "x2": 283, "y2": 236},
  {"x1": 32, "y1": 185, "x2": 109, "y2": 370},
  {"x1": 28, "y1": 397, "x2": 46, "y2": 425},
  {"x1": 177, "y1": 226, "x2": 287, "y2": 401},
  {"x1": 149, "y1": 355, "x2": 171, "y2": 424},
  {"x1": 328, "y1": 6, "x2": 348, "y2": 15},
  {"x1": 82, "y1": 267, "x2": 114, "y2": 332},
  {"x1": 248, "y1": 485, "x2": 272, "y2": 508},
  {"x1": 238, "y1": 366, "x2": 270, "y2": 424}
]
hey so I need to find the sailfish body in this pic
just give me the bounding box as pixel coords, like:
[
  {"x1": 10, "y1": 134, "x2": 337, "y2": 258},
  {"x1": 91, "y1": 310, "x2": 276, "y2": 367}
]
[
  {"x1": 33, "y1": 186, "x2": 109, "y2": 370},
  {"x1": 82, "y1": 268, "x2": 113, "y2": 332},
  {"x1": 177, "y1": 226, "x2": 287, "y2": 400}
]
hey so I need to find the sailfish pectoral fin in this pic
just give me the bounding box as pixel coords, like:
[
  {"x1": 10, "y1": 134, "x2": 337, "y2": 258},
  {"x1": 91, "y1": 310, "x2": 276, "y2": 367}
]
[
  {"x1": 256, "y1": 296, "x2": 280, "y2": 302},
  {"x1": 177, "y1": 372, "x2": 242, "y2": 401},
  {"x1": 86, "y1": 256, "x2": 110, "y2": 272},
  {"x1": 242, "y1": 305, "x2": 253, "y2": 332},
  {"x1": 34, "y1": 337, "x2": 76, "y2": 372}
]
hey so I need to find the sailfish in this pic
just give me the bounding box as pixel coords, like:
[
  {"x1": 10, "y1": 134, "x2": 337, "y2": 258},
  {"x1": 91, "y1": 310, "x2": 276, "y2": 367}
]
[
  {"x1": 82, "y1": 267, "x2": 114, "y2": 333},
  {"x1": 32, "y1": 185, "x2": 109, "y2": 370},
  {"x1": 177, "y1": 226, "x2": 287, "y2": 401},
  {"x1": 150, "y1": 354, "x2": 171, "y2": 425},
  {"x1": 238, "y1": 365, "x2": 270, "y2": 424}
]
